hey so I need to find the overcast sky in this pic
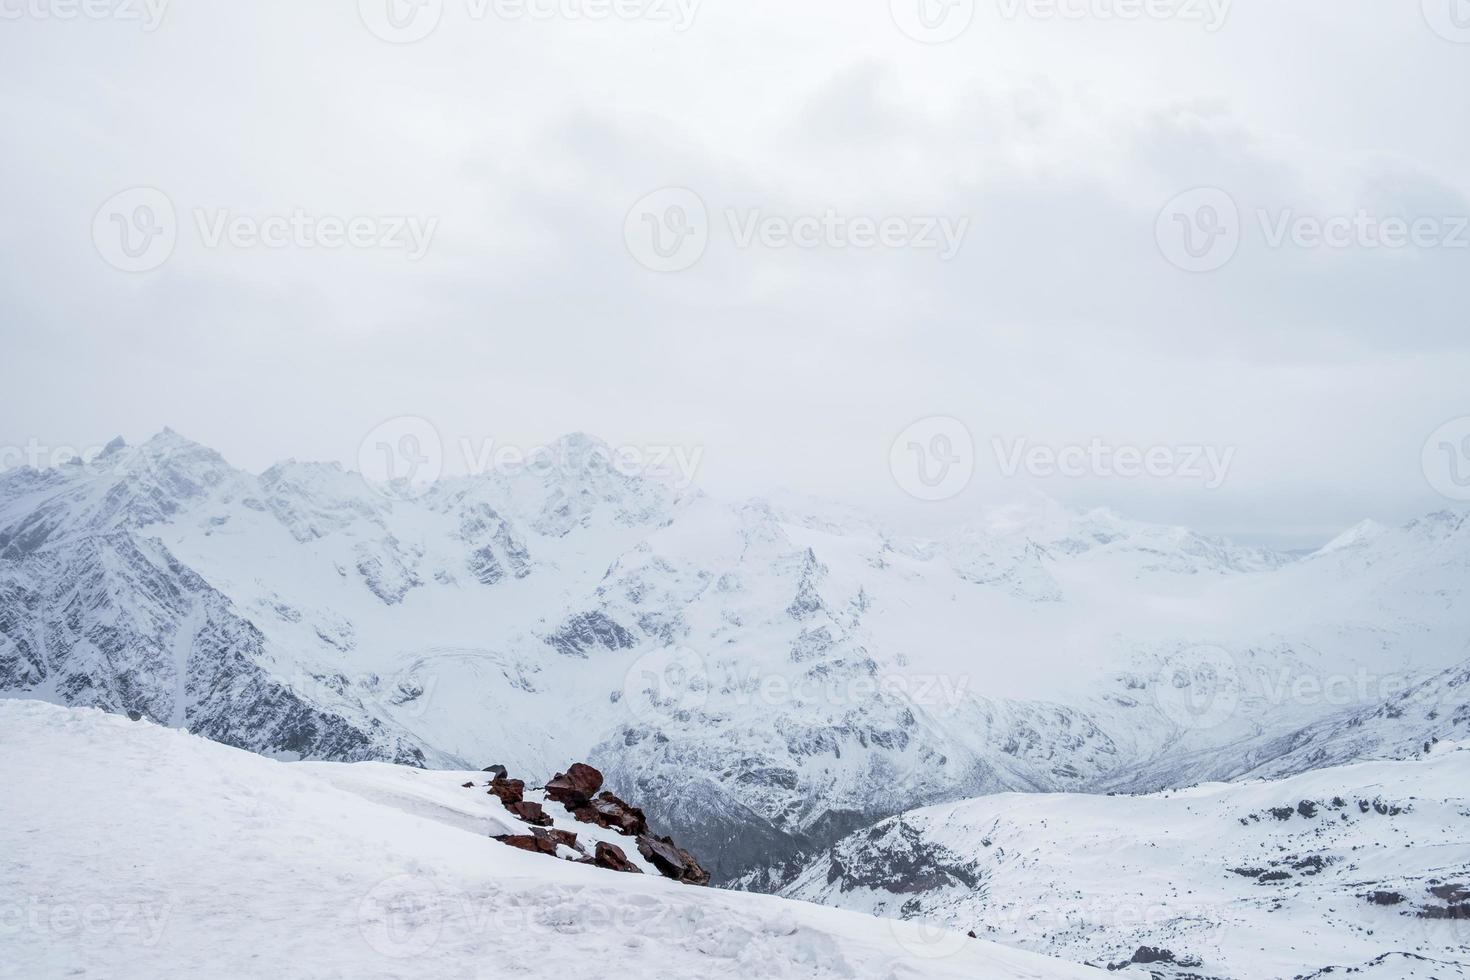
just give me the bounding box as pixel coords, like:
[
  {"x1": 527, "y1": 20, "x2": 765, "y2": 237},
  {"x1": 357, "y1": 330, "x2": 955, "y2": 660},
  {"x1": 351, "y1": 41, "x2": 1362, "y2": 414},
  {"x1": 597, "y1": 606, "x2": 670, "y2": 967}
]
[{"x1": 3, "y1": 1, "x2": 1469, "y2": 548}]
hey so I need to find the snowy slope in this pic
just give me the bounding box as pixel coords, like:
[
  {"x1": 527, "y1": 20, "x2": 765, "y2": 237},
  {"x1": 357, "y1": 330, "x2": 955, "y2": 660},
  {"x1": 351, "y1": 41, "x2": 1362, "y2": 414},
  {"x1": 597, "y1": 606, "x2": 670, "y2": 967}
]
[
  {"x1": 0, "y1": 699, "x2": 1101, "y2": 980},
  {"x1": 2, "y1": 431, "x2": 1469, "y2": 882},
  {"x1": 782, "y1": 745, "x2": 1470, "y2": 979}
]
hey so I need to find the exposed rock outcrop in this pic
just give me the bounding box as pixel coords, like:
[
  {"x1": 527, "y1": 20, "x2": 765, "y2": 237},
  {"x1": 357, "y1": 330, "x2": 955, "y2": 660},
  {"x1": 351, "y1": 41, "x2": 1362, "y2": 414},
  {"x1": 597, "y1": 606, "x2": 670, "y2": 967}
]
[{"x1": 487, "y1": 761, "x2": 708, "y2": 886}]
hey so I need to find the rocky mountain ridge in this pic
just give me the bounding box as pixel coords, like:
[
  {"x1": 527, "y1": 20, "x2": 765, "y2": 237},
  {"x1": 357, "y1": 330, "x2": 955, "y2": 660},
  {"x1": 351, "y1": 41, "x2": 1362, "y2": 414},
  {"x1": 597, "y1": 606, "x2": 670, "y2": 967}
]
[{"x1": 2, "y1": 430, "x2": 1467, "y2": 883}]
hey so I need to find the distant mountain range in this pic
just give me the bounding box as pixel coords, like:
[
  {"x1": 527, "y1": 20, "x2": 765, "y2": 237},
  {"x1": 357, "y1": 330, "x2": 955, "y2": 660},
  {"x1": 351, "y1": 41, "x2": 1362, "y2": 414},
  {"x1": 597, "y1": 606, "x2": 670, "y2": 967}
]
[{"x1": 2, "y1": 430, "x2": 1467, "y2": 883}]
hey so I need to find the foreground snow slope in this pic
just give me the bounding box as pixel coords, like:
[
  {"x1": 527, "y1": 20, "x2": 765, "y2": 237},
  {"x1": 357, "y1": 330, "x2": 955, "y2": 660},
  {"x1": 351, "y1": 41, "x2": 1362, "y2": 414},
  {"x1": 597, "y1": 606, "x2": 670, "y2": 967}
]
[
  {"x1": 0, "y1": 699, "x2": 1099, "y2": 980},
  {"x1": 783, "y1": 746, "x2": 1470, "y2": 979}
]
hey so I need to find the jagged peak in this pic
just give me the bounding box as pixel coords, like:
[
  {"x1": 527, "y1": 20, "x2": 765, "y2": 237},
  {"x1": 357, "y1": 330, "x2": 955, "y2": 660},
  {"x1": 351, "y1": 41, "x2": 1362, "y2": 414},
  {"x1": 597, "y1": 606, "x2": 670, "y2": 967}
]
[
  {"x1": 262, "y1": 458, "x2": 348, "y2": 480},
  {"x1": 1404, "y1": 509, "x2": 1470, "y2": 538},
  {"x1": 548, "y1": 431, "x2": 612, "y2": 454},
  {"x1": 137, "y1": 427, "x2": 227, "y2": 464},
  {"x1": 1315, "y1": 519, "x2": 1389, "y2": 556}
]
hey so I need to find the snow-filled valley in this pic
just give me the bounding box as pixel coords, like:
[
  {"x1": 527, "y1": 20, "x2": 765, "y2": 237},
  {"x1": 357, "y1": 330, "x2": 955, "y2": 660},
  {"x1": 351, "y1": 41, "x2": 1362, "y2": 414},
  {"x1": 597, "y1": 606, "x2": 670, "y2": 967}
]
[
  {"x1": 2, "y1": 430, "x2": 1469, "y2": 891},
  {"x1": 783, "y1": 741, "x2": 1470, "y2": 978},
  {"x1": 0, "y1": 699, "x2": 1104, "y2": 980}
]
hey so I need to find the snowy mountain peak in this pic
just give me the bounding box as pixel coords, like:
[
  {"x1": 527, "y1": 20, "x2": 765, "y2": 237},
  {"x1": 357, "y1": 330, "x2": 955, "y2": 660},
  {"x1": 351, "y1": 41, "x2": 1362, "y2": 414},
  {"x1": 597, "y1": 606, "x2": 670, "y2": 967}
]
[
  {"x1": 1316, "y1": 518, "x2": 1390, "y2": 555},
  {"x1": 5, "y1": 430, "x2": 1470, "y2": 891},
  {"x1": 98, "y1": 435, "x2": 129, "y2": 459}
]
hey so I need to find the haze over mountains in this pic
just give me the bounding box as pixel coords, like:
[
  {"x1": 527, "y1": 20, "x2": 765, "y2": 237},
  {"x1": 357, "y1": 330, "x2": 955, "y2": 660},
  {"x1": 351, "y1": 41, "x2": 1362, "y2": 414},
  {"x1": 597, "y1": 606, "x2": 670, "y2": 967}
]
[{"x1": 2, "y1": 429, "x2": 1467, "y2": 886}]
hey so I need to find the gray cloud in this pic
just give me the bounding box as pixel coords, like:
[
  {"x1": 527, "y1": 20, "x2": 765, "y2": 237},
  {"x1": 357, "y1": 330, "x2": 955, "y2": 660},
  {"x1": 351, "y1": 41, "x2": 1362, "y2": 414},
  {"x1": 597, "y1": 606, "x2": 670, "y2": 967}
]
[{"x1": 1, "y1": 0, "x2": 1467, "y2": 549}]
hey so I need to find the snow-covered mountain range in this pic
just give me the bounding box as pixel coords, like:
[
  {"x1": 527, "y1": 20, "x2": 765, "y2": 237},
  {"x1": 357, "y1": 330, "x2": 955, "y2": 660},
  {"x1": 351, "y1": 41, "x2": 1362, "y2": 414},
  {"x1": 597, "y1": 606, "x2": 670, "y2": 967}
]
[
  {"x1": 782, "y1": 741, "x2": 1470, "y2": 978},
  {"x1": 2, "y1": 430, "x2": 1468, "y2": 884}
]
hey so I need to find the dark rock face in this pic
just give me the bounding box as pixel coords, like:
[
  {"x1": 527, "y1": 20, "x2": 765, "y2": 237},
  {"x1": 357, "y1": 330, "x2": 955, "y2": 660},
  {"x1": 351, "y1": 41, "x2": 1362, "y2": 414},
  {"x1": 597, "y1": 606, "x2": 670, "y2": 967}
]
[
  {"x1": 1429, "y1": 882, "x2": 1469, "y2": 903},
  {"x1": 495, "y1": 834, "x2": 558, "y2": 856},
  {"x1": 0, "y1": 529, "x2": 431, "y2": 768},
  {"x1": 1107, "y1": 946, "x2": 1202, "y2": 972},
  {"x1": 1417, "y1": 883, "x2": 1470, "y2": 918},
  {"x1": 546, "y1": 763, "x2": 604, "y2": 806},
  {"x1": 482, "y1": 764, "x2": 508, "y2": 778},
  {"x1": 457, "y1": 505, "x2": 532, "y2": 586},
  {"x1": 824, "y1": 819, "x2": 983, "y2": 895},
  {"x1": 506, "y1": 801, "x2": 553, "y2": 827},
  {"x1": 532, "y1": 827, "x2": 580, "y2": 851},
  {"x1": 489, "y1": 776, "x2": 526, "y2": 805},
  {"x1": 636, "y1": 834, "x2": 711, "y2": 886},
  {"x1": 572, "y1": 792, "x2": 648, "y2": 836},
  {"x1": 543, "y1": 612, "x2": 636, "y2": 658},
  {"x1": 592, "y1": 841, "x2": 642, "y2": 874},
  {"x1": 1367, "y1": 890, "x2": 1405, "y2": 905}
]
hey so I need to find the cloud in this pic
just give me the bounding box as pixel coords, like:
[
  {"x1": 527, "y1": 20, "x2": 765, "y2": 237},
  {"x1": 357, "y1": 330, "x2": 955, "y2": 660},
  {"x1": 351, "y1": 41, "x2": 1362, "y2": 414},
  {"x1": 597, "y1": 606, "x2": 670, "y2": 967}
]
[{"x1": 0, "y1": 0, "x2": 1466, "y2": 549}]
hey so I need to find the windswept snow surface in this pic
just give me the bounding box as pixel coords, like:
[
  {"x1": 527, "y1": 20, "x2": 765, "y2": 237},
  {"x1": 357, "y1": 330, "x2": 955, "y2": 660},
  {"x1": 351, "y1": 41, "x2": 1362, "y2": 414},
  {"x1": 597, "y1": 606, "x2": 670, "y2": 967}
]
[
  {"x1": 783, "y1": 744, "x2": 1470, "y2": 979},
  {"x1": 0, "y1": 699, "x2": 1101, "y2": 980}
]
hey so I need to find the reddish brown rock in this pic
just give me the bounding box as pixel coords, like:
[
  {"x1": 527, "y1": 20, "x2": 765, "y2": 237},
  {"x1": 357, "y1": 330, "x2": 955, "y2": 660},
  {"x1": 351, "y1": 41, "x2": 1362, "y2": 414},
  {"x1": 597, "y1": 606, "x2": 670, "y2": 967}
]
[
  {"x1": 545, "y1": 763, "x2": 604, "y2": 806},
  {"x1": 488, "y1": 776, "x2": 526, "y2": 806},
  {"x1": 531, "y1": 827, "x2": 581, "y2": 852},
  {"x1": 506, "y1": 801, "x2": 554, "y2": 827},
  {"x1": 637, "y1": 834, "x2": 710, "y2": 886},
  {"x1": 570, "y1": 791, "x2": 648, "y2": 836},
  {"x1": 494, "y1": 834, "x2": 556, "y2": 856},
  {"x1": 593, "y1": 841, "x2": 642, "y2": 874}
]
